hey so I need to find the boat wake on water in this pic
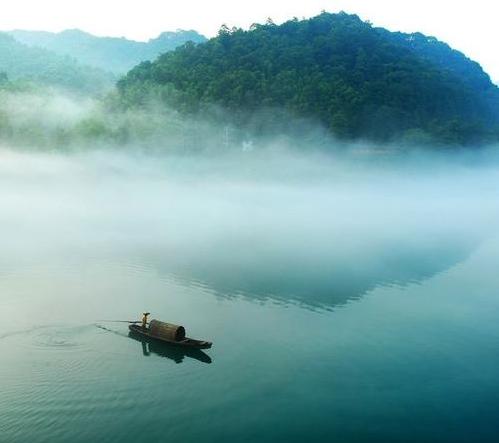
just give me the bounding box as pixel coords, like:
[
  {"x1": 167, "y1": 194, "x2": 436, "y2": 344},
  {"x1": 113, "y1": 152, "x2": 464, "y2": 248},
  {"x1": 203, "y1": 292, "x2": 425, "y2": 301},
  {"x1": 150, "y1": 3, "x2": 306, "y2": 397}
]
[{"x1": 0, "y1": 325, "x2": 54, "y2": 341}]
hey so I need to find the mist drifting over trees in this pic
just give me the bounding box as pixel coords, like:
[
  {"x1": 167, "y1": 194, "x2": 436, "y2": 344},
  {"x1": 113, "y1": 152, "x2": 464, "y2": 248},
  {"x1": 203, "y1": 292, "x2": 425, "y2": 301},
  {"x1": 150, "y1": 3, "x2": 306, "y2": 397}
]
[{"x1": 118, "y1": 12, "x2": 499, "y2": 147}]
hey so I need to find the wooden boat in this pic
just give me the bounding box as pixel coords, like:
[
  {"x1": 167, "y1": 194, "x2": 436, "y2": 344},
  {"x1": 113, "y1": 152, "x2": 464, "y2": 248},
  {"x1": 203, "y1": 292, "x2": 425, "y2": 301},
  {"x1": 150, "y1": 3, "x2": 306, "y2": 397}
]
[{"x1": 129, "y1": 320, "x2": 212, "y2": 349}]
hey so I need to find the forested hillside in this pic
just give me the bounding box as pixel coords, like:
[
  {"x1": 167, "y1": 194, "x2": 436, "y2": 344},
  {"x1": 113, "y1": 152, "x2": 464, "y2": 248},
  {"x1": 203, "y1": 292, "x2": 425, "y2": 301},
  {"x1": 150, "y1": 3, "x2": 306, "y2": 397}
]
[
  {"x1": 0, "y1": 33, "x2": 114, "y2": 93},
  {"x1": 118, "y1": 12, "x2": 499, "y2": 145},
  {"x1": 8, "y1": 29, "x2": 207, "y2": 74}
]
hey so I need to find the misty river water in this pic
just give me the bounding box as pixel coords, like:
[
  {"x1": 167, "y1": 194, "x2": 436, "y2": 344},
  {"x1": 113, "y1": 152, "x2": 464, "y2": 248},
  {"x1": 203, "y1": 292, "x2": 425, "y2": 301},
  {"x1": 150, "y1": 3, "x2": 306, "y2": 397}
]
[{"x1": 1, "y1": 148, "x2": 499, "y2": 442}]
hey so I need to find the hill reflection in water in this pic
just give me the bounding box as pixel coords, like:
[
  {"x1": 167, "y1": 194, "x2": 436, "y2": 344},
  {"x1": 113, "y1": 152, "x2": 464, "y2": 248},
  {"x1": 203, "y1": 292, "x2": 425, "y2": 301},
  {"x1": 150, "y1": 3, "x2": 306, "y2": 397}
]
[
  {"x1": 138, "y1": 233, "x2": 475, "y2": 310},
  {"x1": 0, "y1": 150, "x2": 495, "y2": 312}
]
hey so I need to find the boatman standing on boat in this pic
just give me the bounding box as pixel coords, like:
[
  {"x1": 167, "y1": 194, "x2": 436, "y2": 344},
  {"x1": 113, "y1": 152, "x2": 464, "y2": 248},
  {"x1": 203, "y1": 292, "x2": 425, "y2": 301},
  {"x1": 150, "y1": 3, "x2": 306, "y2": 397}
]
[{"x1": 141, "y1": 312, "x2": 150, "y2": 329}]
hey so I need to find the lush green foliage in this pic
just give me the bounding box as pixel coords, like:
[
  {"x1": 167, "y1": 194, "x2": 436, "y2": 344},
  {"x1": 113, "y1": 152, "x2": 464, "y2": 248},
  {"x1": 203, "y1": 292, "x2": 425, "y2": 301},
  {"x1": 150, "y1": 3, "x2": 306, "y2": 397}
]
[
  {"x1": 0, "y1": 33, "x2": 114, "y2": 94},
  {"x1": 8, "y1": 29, "x2": 207, "y2": 74},
  {"x1": 118, "y1": 12, "x2": 499, "y2": 145}
]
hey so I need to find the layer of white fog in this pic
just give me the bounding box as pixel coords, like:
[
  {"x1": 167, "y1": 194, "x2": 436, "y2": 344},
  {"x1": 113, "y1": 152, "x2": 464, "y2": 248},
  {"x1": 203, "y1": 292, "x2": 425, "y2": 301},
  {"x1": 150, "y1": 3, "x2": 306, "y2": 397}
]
[{"x1": 1, "y1": 142, "x2": 498, "y2": 310}]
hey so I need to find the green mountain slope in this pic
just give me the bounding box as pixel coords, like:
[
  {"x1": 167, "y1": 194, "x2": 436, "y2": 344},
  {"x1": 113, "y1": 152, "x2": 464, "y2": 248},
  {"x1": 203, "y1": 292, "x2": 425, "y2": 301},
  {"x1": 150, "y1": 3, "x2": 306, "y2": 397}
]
[
  {"x1": 0, "y1": 33, "x2": 114, "y2": 93},
  {"x1": 117, "y1": 12, "x2": 499, "y2": 145},
  {"x1": 8, "y1": 29, "x2": 207, "y2": 74}
]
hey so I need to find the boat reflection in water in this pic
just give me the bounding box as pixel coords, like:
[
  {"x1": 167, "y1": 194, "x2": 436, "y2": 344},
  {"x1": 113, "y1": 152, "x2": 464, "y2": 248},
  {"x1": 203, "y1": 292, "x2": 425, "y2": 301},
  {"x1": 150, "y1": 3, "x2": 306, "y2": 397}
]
[{"x1": 128, "y1": 330, "x2": 212, "y2": 364}]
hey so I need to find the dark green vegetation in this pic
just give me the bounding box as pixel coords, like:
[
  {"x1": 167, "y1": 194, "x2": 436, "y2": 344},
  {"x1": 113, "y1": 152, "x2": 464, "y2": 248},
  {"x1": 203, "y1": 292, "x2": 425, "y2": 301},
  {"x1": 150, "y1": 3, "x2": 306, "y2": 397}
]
[
  {"x1": 8, "y1": 29, "x2": 207, "y2": 74},
  {"x1": 1, "y1": 12, "x2": 498, "y2": 150},
  {"x1": 0, "y1": 33, "x2": 114, "y2": 94},
  {"x1": 118, "y1": 12, "x2": 499, "y2": 146}
]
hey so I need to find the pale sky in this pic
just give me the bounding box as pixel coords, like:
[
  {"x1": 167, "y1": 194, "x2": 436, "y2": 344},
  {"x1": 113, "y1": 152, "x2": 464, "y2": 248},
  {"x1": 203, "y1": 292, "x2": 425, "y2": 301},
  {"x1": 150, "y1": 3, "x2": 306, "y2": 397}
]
[{"x1": 1, "y1": 0, "x2": 498, "y2": 81}]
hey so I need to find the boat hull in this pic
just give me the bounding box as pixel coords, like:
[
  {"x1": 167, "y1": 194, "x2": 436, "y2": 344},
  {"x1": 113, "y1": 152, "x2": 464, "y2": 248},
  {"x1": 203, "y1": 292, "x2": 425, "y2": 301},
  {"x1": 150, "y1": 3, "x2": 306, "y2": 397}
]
[{"x1": 129, "y1": 324, "x2": 212, "y2": 349}]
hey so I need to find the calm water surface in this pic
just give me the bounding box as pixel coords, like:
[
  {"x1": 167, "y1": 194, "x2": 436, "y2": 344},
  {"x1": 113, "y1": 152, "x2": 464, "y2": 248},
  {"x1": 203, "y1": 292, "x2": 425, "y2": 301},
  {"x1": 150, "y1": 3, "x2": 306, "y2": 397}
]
[{"x1": 1, "y1": 150, "x2": 499, "y2": 442}]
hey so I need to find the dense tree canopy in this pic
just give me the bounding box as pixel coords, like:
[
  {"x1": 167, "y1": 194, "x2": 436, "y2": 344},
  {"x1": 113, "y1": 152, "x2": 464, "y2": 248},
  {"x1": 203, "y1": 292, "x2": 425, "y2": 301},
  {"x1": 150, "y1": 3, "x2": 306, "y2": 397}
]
[{"x1": 118, "y1": 12, "x2": 499, "y2": 146}]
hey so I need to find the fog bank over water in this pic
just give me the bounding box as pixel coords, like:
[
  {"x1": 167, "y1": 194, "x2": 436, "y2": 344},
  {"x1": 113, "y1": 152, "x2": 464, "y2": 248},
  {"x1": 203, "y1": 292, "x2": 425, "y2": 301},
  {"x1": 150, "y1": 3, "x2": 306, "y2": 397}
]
[
  {"x1": 1, "y1": 146, "x2": 498, "y2": 310},
  {"x1": 3, "y1": 87, "x2": 499, "y2": 153}
]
